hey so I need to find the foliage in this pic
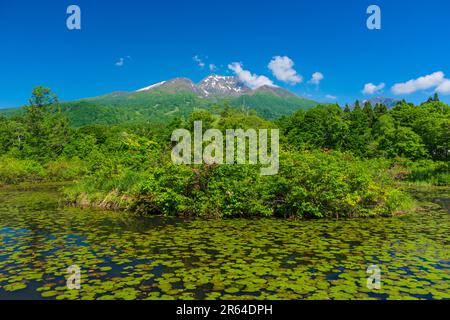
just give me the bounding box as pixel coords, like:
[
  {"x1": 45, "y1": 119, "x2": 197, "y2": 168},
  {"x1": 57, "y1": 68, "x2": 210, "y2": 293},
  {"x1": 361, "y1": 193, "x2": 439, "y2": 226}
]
[
  {"x1": 0, "y1": 156, "x2": 45, "y2": 184},
  {"x1": 69, "y1": 149, "x2": 413, "y2": 219},
  {"x1": 45, "y1": 159, "x2": 88, "y2": 181},
  {"x1": 404, "y1": 159, "x2": 450, "y2": 186},
  {"x1": 279, "y1": 100, "x2": 450, "y2": 162},
  {"x1": 1, "y1": 86, "x2": 449, "y2": 218}
]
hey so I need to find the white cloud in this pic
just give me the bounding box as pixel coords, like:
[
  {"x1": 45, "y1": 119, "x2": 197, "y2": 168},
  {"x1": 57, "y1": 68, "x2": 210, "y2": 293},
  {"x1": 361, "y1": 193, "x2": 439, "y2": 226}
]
[
  {"x1": 228, "y1": 62, "x2": 275, "y2": 89},
  {"x1": 363, "y1": 82, "x2": 385, "y2": 95},
  {"x1": 193, "y1": 55, "x2": 205, "y2": 68},
  {"x1": 268, "y1": 56, "x2": 302, "y2": 85},
  {"x1": 115, "y1": 56, "x2": 131, "y2": 67},
  {"x1": 325, "y1": 94, "x2": 337, "y2": 100},
  {"x1": 209, "y1": 64, "x2": 217, "y2": 71},
  {"x1": 391, "y1": 71, "x2": 445, "y2": 94},
  {"x1": 309, "y1": 72, "x2": 324, "y2": 85},
  {"x1": 436, "y1": 79, "x2": 450, "y2": 95},
  {"x1": 115, "y1": 58, "x2": 124, "y2": 67}
]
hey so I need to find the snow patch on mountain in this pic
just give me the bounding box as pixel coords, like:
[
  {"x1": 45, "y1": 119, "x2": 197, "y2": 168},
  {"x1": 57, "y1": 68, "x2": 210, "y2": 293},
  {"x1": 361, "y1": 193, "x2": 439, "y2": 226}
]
[
  {"x1": 136, "y1": 81, "x2": 166, "y2": 92},
  {"x1": 197, "y1": 75, "x2": 250, "y2": 97}
]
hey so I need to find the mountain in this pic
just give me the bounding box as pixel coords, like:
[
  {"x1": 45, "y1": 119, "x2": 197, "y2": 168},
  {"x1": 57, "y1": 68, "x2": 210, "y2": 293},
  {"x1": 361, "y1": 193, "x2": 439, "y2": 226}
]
[
  {"x1": 361, "y1": 97, "x2": 400, "y2": 109},
  {"x1": 134, "y1": 75, "x2": 251, "y2": 98},
  {"x1": 197, "y1": 75, "x2": 251, "y2": 97},
  {"x1": 61, "y1": 75, "x2": 318, "y2": 126},
  {"x1": 0, "y1": 75, "x2": 318, "y2": 126},
  {"x1": 251, "y1": 85, "x2": 298, "y2": 98}
]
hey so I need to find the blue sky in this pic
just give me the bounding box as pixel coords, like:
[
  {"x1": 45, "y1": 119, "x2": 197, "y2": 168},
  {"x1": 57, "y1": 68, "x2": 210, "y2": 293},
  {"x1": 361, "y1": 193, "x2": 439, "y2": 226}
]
[{"x1": 1, "y1": 0, "x2": 449, "y2": 107}]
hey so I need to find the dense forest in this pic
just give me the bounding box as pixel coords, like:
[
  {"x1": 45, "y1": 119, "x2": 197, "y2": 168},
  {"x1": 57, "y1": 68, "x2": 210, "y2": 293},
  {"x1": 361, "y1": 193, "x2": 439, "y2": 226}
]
[{"x1": 0, "y1": 86, "x2": 449, "y2": 218}]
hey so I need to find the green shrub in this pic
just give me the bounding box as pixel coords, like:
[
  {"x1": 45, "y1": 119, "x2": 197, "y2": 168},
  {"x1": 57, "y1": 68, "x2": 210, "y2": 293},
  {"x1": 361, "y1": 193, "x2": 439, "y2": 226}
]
[
  {"x1": 0, "y1": 157, "x2": 45, "y2": 184},
  {"x1": 133, "y1": 164, "x2": 195, "y2": 216},
  {"x1": 45, "y1": 159, "x2": 88, "y2": 181},
  {"x1": 126, "y1": 150, "x2": 413, "y2": 218},
  {"x1": 405, "y1": 160, "x2": 450, "y2": 186},
  {"x1": 385, "y1": 189, "x2": 416, "y2": 214},
  {"x1": 270, "y1": 151, "x2": 411, "y2": 218}
]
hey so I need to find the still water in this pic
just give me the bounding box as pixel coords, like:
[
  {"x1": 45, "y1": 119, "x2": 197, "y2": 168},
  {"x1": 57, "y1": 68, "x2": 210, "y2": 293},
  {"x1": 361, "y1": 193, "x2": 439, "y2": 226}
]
[{"x1": 0, "y1": 184, "x2": 448, "y2": 300}]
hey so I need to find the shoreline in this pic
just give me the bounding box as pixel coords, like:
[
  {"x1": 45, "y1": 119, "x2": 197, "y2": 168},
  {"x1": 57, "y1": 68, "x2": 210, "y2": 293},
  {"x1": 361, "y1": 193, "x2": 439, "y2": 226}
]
[{"x1": 4, "y1": 181, "x2": 449, "y2": 220}]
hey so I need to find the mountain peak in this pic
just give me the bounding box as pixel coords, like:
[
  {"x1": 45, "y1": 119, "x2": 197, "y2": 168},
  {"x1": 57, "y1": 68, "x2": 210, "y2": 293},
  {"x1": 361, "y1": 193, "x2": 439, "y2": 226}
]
[
  {"x1": 197, "y1": 74, "x2": 250, "y2": 97},
  {"x1": 134, "y1": 75, "x2": 301, "y2": 99}
]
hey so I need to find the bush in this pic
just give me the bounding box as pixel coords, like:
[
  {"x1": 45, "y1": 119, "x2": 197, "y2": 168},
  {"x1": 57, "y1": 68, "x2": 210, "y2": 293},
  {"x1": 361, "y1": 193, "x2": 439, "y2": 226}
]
[
  {"x1": 385, "y1": 189, "x2": 415, "y2": 214},
  {"x1": 271, "y1": 151, "x2": 412, "y2": 218},
  {"x1": 45, "y1": 159, "x2": 88, "y2": 181},
  {"x1": 127, "y1": 150, "x2": 414, "y2": 218},
  {"x1": 0, "y1": 157, "x2": 45, "y2": 184},
  {"x1": 133, "y1": 164, "x2": 195, "y2": 216},
  {"x1": 405, "y1": 160, "x2": 450, "y2": 186},
  {"x1": 63, "y1": 168, "x2": 148, "y2": 210}
]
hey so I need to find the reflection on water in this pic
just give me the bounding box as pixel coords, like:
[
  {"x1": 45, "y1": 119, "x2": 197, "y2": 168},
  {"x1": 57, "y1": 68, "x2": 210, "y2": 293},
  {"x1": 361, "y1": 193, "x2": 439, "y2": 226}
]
[{"x1": 0, "y1": 184, "x2": 449, "y2": 300}]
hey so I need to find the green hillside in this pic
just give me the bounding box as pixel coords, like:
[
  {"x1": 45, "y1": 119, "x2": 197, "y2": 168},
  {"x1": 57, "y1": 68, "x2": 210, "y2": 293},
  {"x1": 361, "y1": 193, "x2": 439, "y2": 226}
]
[
  {"x1": 230, "y1": 91, "x2": 316, "y2": 120},
  {"x1": 60, "y1": 91, "x2": 208, "y2": 126},
  {"x1": 0, "y1": 107, "x2": 23, "y2": 118},
  {"x1": 0, "y1": 82, "x2": 318, "y2": 127}
]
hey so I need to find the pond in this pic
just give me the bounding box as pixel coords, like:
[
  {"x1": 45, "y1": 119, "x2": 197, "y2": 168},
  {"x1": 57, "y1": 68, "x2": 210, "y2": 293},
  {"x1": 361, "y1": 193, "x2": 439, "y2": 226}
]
[{"x1": 0, "y1": 184, "x2": 449, "y2": 300}]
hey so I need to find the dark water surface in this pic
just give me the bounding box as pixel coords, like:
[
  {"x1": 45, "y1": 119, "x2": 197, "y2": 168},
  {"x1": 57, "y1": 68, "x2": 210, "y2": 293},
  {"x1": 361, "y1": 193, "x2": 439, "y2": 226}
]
[{"x1": 0, "y1": 184, "x2": 449, "y2": 300}]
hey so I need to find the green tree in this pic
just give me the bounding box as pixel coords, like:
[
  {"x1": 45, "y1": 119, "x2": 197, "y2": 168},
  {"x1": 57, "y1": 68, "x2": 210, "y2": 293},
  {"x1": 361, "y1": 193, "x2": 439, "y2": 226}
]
[
  {"x1": 21, "y1": 86, "x2": 71, "y2": 160},
  {"x1": 25, "y1": 86, "x2": 58, "y2": 133},
  {"x1": 363, "y1": 101, "x2": 375, "y2": 127},
  {"x1": 376, "y1": 124, "x2": 428, "y2": 159},
  {"x1": 343, "y1": 103, "x2": 371, "y2": 156},
  {"x1": 0, "y1": 118, "x2": 27, "y2": 155},
  {"x1": 373, "y1": 103, "x2": 388, "y2": 118}
]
